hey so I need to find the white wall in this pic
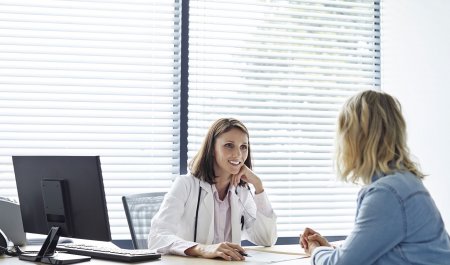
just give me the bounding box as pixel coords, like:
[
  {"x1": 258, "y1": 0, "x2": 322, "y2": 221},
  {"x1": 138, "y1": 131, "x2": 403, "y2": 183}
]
[{"x1": 380, "y1": 0, "x2": 450, "y2": 228}]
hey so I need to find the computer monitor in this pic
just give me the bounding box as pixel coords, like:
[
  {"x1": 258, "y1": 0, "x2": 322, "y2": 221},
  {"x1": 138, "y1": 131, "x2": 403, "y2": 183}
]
[{"x1": 12, "y1": 156, "x2": 111, "y2": 242}]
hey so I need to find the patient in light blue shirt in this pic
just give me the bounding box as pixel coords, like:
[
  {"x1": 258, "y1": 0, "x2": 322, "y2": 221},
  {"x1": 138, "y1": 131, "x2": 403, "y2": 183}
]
[{"x1": 300, "y1": 90, "x2": 450, "y2": 264}]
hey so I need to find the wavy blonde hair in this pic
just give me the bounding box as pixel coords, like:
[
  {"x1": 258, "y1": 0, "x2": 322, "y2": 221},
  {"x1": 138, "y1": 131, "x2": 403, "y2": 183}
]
[{"x1": 335, "y1": 90, "x2": 424, "y2": 184}]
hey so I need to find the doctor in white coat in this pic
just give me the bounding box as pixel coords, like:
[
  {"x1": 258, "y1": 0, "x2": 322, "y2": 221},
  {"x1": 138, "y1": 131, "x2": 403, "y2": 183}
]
[{"x1": 148, "y1": 118, "x2": 277, "y2": 261}]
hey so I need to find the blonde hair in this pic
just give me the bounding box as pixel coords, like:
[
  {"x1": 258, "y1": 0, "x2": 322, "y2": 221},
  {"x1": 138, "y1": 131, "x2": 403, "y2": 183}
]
[
  {"x1": 336, "y1": 90, "x2": 424, "y2": 184},
  {"x1": 189, "y1": 118, "x2": 252, "y2": 185}
]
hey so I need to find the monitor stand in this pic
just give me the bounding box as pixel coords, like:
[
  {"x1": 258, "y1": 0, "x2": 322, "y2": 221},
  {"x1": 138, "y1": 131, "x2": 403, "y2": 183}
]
[{"x1": 19, "y1": 227, "x2": 90, "y2": 265}]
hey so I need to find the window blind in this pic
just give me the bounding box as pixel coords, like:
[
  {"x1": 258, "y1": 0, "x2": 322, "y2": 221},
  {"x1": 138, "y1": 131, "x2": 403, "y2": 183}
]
[
  {"x1": 0, "y1": 0, "x2": 181, "y2": 239},
  {"x1": 188, "y1": 0, "x2": 380, "y2": 236}
]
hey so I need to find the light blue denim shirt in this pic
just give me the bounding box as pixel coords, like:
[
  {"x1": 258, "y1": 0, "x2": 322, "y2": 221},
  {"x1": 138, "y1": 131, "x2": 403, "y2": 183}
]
[{"x1": 312, "y1": 171, "x2": 450, "y2": 265}]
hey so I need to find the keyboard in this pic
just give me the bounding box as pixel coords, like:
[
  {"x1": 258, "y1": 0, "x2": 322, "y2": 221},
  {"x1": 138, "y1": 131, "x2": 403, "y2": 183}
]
[{"x1": 56, "y1": 243, "x2": 161, "y2": 262}]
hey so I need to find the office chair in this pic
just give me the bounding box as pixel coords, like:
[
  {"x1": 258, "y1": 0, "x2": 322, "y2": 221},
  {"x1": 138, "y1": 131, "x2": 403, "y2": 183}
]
[{"x1": 122, "y1": 192, "x2": 166, "y2": 249}]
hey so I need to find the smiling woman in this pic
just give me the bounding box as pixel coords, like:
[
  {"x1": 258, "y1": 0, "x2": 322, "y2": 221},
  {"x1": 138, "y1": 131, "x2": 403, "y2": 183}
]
[
  {"x1": 148, "y1": 118, "x2": 278, "y2": 261},
  {"x1": 212, "y1": 128, "x2": 249, "y2": 175},
  {"x1": 211, "y1": 127, "x2": 252, "y2": 200},
  {"x1": 189, "y1": 118, "x2": 253, "y2": 187}
]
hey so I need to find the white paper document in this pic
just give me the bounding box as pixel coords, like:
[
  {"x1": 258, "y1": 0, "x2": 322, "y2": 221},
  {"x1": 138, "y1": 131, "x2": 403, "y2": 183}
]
[{"x1": 244, "y1": 249, "x2": 306, "y2": 264}]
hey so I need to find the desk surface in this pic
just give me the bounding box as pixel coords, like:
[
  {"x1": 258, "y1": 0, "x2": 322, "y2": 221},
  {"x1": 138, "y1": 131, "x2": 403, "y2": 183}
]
[{"x1": 0, "y1": 245, "x2": 311, "y2": 265}]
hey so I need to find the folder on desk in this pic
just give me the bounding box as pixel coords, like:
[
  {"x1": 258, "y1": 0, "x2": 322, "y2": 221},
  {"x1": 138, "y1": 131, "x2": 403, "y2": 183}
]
[
  {"x1": 245, "y1": 245, "x2": 307, "y2": 256},
  {"x1": 243, "y1": 245, "x2": 307, "y2": 264},
  {"x1": 244, "y1": 249, "x2": 306, "y2": 263}
]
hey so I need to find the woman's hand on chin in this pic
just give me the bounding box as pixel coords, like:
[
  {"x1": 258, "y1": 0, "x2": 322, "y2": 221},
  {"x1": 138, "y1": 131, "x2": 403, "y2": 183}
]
[{"x1": 232, "y1": 165, "x2": 264, "y2": 194}]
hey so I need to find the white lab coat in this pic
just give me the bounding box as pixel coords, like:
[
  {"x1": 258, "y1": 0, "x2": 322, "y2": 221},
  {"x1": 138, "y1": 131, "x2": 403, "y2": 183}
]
[{"x1": 148, "y1": 174, "x2": 277, "y2": 254}]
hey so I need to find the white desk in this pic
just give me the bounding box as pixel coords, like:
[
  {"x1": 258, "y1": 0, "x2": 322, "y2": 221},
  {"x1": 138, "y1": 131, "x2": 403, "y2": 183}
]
[{"x1": 0, "y1": 245, "x2": 311, "y2": 265}]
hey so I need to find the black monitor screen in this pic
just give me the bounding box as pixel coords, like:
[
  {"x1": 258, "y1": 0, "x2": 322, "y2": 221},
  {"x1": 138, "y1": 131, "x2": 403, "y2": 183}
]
[{"x1": 12, "y1": 156, "x2": 111, "y2": 241}]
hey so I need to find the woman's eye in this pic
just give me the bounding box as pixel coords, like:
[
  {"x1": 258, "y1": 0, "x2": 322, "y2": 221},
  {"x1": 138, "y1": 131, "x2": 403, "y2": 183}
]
[
  {"x1": 241, "y1": 145, "x2": 248, "y2": 150},
  {"x1": 225, "y1": 143, "x2": 233, "y2": 148}
]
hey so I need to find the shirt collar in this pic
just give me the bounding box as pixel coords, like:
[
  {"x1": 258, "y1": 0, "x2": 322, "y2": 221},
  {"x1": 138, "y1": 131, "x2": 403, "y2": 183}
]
[{"x1": 212, "y1": 184, "x2": 232, "y2": 202}]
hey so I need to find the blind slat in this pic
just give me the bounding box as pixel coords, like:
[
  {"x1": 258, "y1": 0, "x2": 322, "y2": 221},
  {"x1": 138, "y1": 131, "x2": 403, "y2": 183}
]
[
  {"x1": 0, "y1": 0, "x2": 180, "y2": 240},
  {"x1": 188, "y1": 0, "x2": 380, "y2": 237},
  {"x1": 0, "y1": 0, "x2": 380, "y2": 240}
]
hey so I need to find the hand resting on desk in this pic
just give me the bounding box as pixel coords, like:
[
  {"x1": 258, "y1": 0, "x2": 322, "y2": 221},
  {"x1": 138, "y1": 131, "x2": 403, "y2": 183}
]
[{"x1": 185, "y1": 242, "x2": 247, "y2": 261}]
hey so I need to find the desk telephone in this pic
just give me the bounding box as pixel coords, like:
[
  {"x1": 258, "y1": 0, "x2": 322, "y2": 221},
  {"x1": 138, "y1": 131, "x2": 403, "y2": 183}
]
[
  {"x1": 0, "y1": 197, "x2": 26, "y2": 257},
  {"x1": 0, "y1": 197, "x2": 26, "y2": 247}
]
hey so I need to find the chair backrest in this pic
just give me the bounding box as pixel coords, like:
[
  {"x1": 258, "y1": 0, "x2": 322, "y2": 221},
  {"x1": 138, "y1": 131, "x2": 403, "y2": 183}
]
[{"x1": 122, "y1": 192, "x2": 166, "y2": 249}]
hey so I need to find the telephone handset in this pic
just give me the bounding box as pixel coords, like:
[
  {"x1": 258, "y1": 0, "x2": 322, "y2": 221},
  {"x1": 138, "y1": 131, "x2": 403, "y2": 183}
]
[
  {"x1": 0, "y1": 229, "x2": 7, "y2": 255},
  {"x1": 0, "y1": 228, "x2": 23, "y2": 257}
]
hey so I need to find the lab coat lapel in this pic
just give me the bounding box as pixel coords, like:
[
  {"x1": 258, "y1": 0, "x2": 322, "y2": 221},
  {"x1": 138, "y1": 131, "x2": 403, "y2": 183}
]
[
  {"x1": 230, "y1": 186, "x2": 242, "y2": 244},
  {"x1": 199, "y1": 181, "x2": 215, "y2": 244}
]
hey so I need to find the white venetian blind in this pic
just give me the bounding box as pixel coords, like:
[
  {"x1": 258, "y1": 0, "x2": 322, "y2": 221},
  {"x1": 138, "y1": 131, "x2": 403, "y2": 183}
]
[
  {"x1": 188, "y1": 0, "x2": 380, "y2": 236},
  {"x1": 0, "y1": 0, "x2": 181, "y2": 239}
]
